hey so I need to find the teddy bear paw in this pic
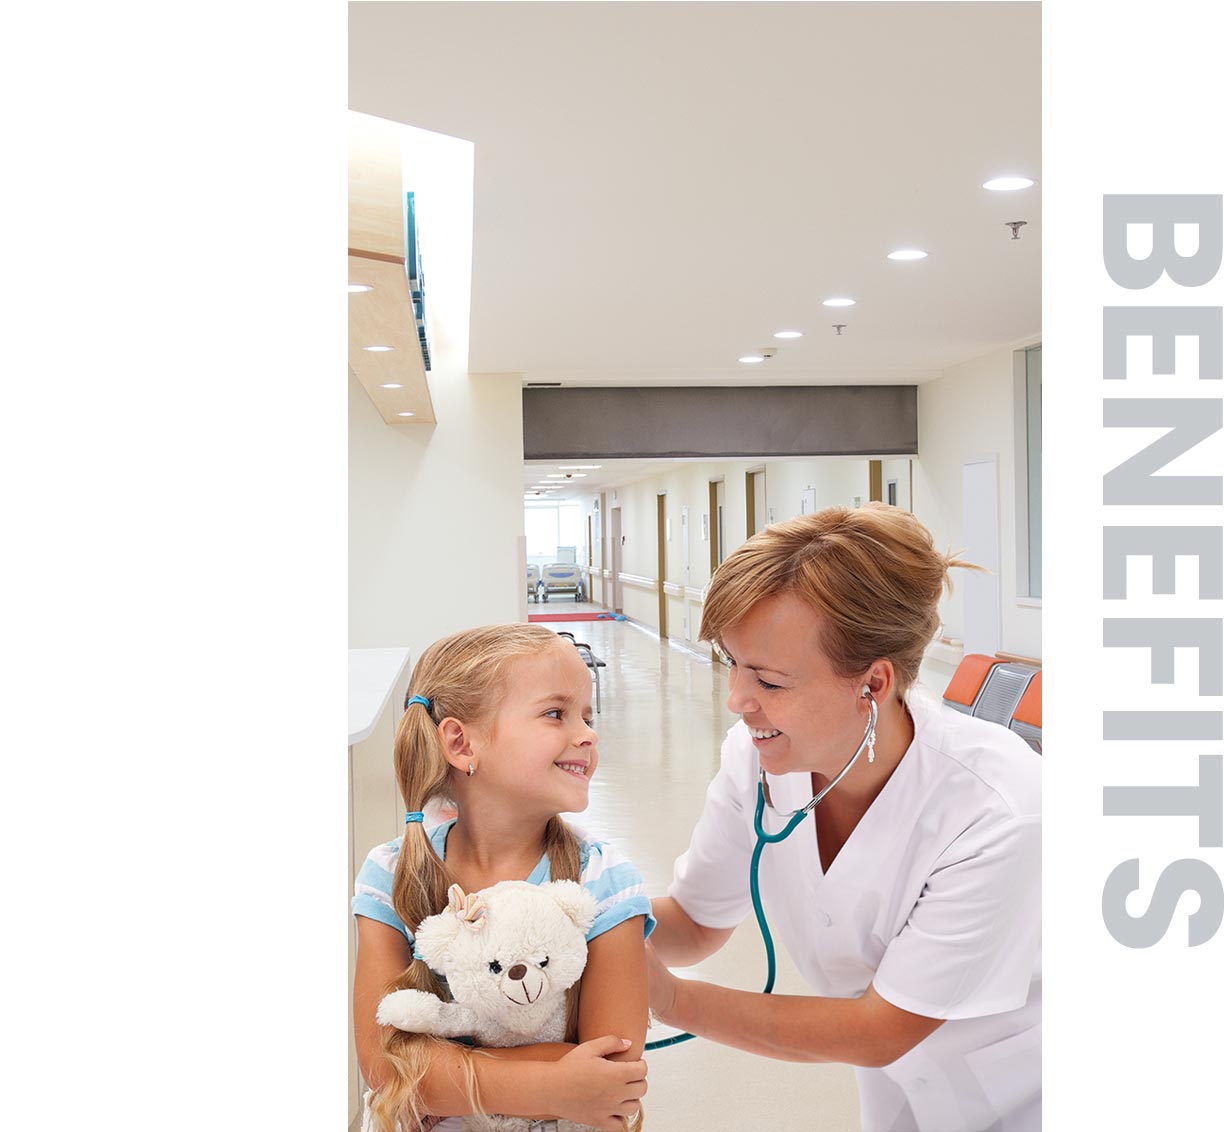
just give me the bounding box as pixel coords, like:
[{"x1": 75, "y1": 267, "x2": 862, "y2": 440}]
[{"x1": 376, "y1": 988, "x2": 447, "y2": 1033}]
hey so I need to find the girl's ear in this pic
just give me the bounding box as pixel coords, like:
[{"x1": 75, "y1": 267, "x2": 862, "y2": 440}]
[{"x1": 436, "y1": 717, "x2": 474, "y2": 772}]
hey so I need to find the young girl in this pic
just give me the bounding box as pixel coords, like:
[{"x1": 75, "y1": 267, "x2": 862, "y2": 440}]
[{"x1": 352, "y1": 623, "x2": 651, "y2": 1132}]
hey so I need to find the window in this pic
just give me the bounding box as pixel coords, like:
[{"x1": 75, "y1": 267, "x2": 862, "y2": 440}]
[
  {"x1": 525, "y1": 503, "x2": 585, "y2": 559},
  {"x1": 1013, "y1": 343, "x2": 1042, "y2": 600},
  {"x1": 1025, "y1": 346, "x2": 1041, "y2": 598}
]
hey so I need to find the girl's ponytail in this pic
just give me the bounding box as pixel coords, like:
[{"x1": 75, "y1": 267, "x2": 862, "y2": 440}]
[{"x1": 368, "y1": 700, "x2": 456, "y2": 1132}]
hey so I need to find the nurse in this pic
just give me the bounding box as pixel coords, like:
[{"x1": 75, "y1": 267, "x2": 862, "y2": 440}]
[{"x1": 648, "y1": 503, "x2": 1041, "y2": 1132}]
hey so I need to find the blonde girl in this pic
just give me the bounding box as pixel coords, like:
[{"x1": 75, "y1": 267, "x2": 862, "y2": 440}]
[{"x1": 353, "y1": 623, "x2": 650, "y2": 1132}]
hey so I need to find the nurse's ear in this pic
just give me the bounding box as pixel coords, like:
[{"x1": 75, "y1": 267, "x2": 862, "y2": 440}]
[{"x1": 861, "y1": 660, "x2": 898, "y2": 703}]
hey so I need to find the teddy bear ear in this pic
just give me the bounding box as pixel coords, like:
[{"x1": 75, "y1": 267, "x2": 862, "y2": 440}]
[
  {"x1": 413, "y1": 902, "x2": 466, "y2": 970},
  {"x1": 546, "y1": 879, "x2": 598, "y2": 933}
]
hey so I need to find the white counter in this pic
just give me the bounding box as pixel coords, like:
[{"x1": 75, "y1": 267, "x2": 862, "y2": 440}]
[{"x1": 349, "y1": 647, "x2": 412, "y2": 744}]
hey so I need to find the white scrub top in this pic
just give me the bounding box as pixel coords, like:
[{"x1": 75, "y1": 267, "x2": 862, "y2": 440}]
[{"x1": 668, "y1": 688, "x2": 1041, "y2": 1132}]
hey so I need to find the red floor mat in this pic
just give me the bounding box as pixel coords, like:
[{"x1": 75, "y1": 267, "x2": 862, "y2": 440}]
[{"x1": 527, "y1": 611, "x2": 621, "y2": 622}]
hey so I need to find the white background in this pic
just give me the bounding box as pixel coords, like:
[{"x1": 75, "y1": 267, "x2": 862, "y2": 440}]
[
  {"x1": 1045, "y1": 0, "x2": 1224, "y2": 1126},
  {"x1": 3, "y1": 2, "x2": 1223, "y2": 1128}
]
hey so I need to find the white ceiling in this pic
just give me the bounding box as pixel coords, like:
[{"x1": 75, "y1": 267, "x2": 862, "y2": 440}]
[{"x1": 349, "y1": 1, "x2": 1041, "y2": 500}]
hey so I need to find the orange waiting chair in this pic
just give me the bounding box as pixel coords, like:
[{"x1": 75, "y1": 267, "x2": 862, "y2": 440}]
[{"x1": 942, "y1": 653, "x2": 1041, "y2": 754}]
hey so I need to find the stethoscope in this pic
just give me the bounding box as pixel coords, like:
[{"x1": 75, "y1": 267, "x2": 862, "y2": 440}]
[{"x1": 645, "y1": 687, "x2": 878, "y2": 1051}]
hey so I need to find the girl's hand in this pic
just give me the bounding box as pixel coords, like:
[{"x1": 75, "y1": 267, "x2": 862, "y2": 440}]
[
  {"x1": 645, "y1": 941, "x2": 679, "y2": 1026},
  {"x1": 550, "y1": 1035, "x2": 647, "y2": 1131}
]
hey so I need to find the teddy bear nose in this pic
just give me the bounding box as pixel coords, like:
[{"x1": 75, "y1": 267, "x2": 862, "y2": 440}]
[{"x1": 507, "y1": 964, "x2": 528, "y2": 981}]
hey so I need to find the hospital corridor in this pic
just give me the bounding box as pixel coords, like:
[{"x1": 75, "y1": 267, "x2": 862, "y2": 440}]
[{"x1": 347, "y1": 4, "x2": 1041, "y2": 1129}]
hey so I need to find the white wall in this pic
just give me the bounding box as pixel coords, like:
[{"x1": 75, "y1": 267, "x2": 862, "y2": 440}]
[
  {"x1": 349, "y1": 125, "x2": 525, "y2": 653},
  {"x1": 913, "y1": 341, "x2": 1042, "y2": 662},
  {"x1": 581, "y1": 344, "x2": 1042, "y2": 689},
  {"x1": 350, "y1": 372, "x2": 524, "y2": 650},
  {"x1": 765, "y1": 458, "x2": 872, "y2": 523}
]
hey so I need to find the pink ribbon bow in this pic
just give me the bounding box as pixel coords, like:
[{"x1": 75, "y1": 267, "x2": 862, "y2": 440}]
[{"x1": 446, "y1": 884, "x2": 487, "y2": 929}]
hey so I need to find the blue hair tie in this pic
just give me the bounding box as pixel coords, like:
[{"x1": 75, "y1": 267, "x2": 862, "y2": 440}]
[
  {"x1": 405, "y1": 811, "x2": 425, "y2": 824},
  {"x1": 406, "y1": 694, "x2": 432, "y2": 710}
]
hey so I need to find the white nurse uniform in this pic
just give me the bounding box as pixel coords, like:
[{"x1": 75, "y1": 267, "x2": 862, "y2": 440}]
[{"x1": 668, "y1": 687, "x2": 1041, "y2": 1132}]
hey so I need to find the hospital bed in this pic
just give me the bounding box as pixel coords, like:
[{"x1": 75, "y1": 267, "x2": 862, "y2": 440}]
[
  {"x1": 538, "y1": 563, "x2": 585, "y2": 602},
  {"x1": 942, "y1": 654, "x2": 1042, "y2": 753},
  {"x1": 526, "y1": 564, "x2": 541, "y2": 602}
]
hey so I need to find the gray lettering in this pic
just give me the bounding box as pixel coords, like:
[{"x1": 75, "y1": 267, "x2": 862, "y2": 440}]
[
  {"x1": 1102, "y1": 617, "x2": 1223, "y2": 695},
  {"x1": 1102, "y1": 526, "x2": 1223, "y2": 598},
  {"x1": 1103, "y1": 754, "x2": 1224, "y2": 846},
  {"x1": 1103, "y1": 194, "x2": 1223, "y2": 289},
  {"x1": 1103, "y1": 712, "x2": 1223, "y2": 740},
  {"x1": 1102, "y1": 857, "x2": 1224, "y2": 947},
  {"x1": 1103, "y1": 307, "x2": 1223, "y2": 380},
  {"x1": 1103, "y1": 399, "x2": 1222, "y2": 505}
]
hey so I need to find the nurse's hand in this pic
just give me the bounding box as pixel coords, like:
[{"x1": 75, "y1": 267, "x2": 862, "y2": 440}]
[{"x1": 645, "y1": 941, "x2": 679, "y2": 1025}]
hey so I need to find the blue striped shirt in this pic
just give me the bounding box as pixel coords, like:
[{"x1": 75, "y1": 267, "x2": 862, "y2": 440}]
[{"x1": 352, "y1": 819, "x2": 655, "y2": 943}]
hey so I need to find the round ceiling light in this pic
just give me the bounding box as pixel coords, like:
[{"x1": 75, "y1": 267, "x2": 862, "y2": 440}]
[
  {"x1": 364, "y1": 344, "x2": 394, "y2": 352},
  {"x1": 397, "y1": 411, "x2": 415, "y2": 418},
  {"x1": 887, "y1": 249, "x2": 928, "y2": 261},
  {"x1": 821, "y1": 298, "x2": 856, "y2": 308},
  {"x1": 349, "y1": 283, "x2": 373, "y2": 293},
  {"x1": 739, "y1": 354, "x2": 765, "y2": 364},
  {"x1": 380, "y1": 383, "x2": 403, "y2": 389},
  {"x1": 773, "y1": 330, "x2": 803, "y2": 339},
  {"x1": 983, "y1": 176, "x2": 1036, "y2": 191}
]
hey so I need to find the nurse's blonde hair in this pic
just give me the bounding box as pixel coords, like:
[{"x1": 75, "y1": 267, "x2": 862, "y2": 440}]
[
  {"x1": 699, "y1": 503, "x2": 980, "y2": 695},
  {"x1": 368, "y1": 623, "x2": 585, "y2": 1132}
]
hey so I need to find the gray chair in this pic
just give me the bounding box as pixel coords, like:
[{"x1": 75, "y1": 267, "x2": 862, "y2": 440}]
[{"x1": 556, "y1": 631, "x2": 606, "y2": 713}]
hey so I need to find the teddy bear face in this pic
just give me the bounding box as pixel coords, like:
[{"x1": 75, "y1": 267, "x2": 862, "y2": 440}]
[{"x1": 414, "y1": 880, "x2": 597, "y2": 1040}]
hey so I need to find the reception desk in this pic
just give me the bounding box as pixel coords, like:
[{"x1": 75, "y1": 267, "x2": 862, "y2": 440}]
[{"x1": 348, "y1": 648, "x2": 411, "y2": 1132}]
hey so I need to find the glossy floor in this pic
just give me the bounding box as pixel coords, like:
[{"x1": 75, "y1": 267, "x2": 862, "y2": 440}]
[{"x1": 536, "y1": 606, "x2": 862, "y2": 1131}]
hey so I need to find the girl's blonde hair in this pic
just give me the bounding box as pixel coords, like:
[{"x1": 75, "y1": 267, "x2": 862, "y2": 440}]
[
  {"x1": 700, "y1": 503, "x2": 980, "y2": 695},
  {"x1": 369, "y1": 623, "x2": 585, "y2": 1132}
]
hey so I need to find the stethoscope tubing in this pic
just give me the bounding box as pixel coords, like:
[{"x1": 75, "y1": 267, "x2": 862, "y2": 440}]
[{"x1": 643, "y1": 693, "x2": 877, "y2": 1052}]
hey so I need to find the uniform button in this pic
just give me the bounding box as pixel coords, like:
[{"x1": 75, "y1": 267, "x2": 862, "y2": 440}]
[{"x1": 817, "y1": 910, "x2": 833, "y2": 927}]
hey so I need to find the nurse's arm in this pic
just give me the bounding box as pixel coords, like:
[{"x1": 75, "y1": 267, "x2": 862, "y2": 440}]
[
  {"x1": 648, "y1": 896, "x2": 734, "y2": 965},
  {"x1": 651, "y1": 972, "x2": 943, "y2": 1068}
]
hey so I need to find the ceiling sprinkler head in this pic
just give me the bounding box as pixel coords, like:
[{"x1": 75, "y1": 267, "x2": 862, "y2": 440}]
[
  {"x1": 1006, "y1": 220, "x2": 1027, "y2": 240},
  {"x1": 833, "y1": 324, "x2": 846, "y2": 335}
]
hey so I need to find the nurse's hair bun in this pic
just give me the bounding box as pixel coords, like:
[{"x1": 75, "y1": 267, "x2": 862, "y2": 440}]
[{"x1": 700, "y1": 503, "x2": 985, "y2": 695}]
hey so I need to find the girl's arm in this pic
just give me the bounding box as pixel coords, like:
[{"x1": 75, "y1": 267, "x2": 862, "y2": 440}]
[
  {"x1": 576, "y1": 916, "x2": 650, "y2": 1060},
  {"x1": 647, "y1": 946, "x2": 942, "y2": 1067},
  {"x1": 354, "y1": 917, "x2": 646, "y2": 1127}
]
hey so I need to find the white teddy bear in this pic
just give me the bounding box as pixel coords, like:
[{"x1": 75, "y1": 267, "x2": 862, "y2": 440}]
[{"x1": 376, "y1": 879, "x2": 601, "y2": 1132}]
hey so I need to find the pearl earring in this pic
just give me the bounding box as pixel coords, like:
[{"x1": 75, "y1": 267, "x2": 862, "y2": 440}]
[
  {"x1": 867, "y1": 723, "x2": 876, "y2": 764},
  {"x1": 467, "y1": 762, "x2": 475, "y2": 777}
]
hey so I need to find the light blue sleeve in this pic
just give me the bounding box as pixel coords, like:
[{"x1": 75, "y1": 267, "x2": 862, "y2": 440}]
[
  {"x1": 581, "y1": 839, "x2": 656, "y2": 940},
  {"x1": 351, "y1": 839, "x2": 411, "y2": 941}
]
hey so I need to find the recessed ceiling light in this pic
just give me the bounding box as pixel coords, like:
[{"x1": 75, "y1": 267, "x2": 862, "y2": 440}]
[
  {"x1": 739, "y1": 354, "x2": 765, "y2": 364},
  {"x1": 349, "y1": 283, "x2": 373, "y2": 293},
  {"x1": 887, "y1": 249, "x2": 928, "y2": 261},
  {"x1": 983, "y1": 176, "x2": 1036, "y2": 191},
  {"x1": 364, "y1": 344, "x2": 394, "y2": 352},
  {"x1": 397, "y1": 411, "x2": 415, "y2": 418},
  {"x1": 773, "y1": 330, "x2": 803, "y2": 339},
  {"x1": 822, "y1": 298, "x2": 856, "y2": 308},
  {"x1": 380, "y1": 383, "x2": 403, "y2": 389},
  {"x1": 558, "y1": 465, "x2": 602, "y2": 470}
]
